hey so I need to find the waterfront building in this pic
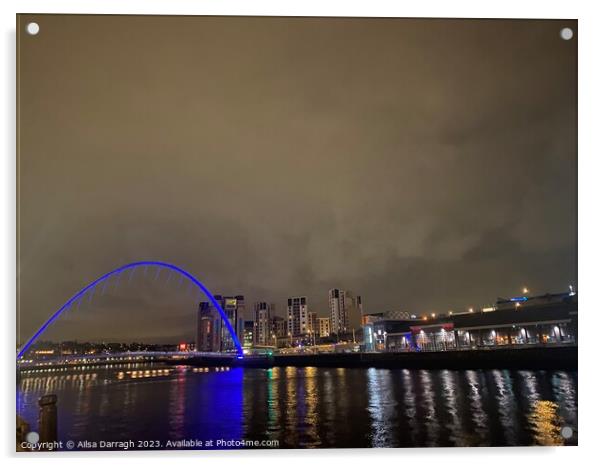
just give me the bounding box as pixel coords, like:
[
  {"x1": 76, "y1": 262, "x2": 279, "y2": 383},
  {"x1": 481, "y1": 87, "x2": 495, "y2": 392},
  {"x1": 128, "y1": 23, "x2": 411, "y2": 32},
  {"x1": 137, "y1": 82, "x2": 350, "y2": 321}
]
[
  {"x1": 307, "y1": 311, "x2": 318, "y2": 345},
  {"x1": 362, "y1": 310, "x2": 417, "y2": 351},
  {"x1": 178, "y1": 342, "x2": 196, "y2": 352},
  {"x1": 329, "y1": 289, "x2": 362, "y2": 336},
  {"x1": 196, "y1": 302, "x2": 222, "y2": 352},
  {"x1": 287, "y1": 296, "x2": 309, "y2": 337},
  {"x1": 197, "y1": 295, "x2": 245, "y2": 352},
  {"x1": 243, "y1": 320, "x2": 254, "y2": 348},
  {"x1": 365, "y1": 291, "x2": 578, "y2": 352},
  {"x1": 214, "y1": 295, "x2": 245, "y2": 351},
  {"x1": 308, "y1": 312, "x2": 318, "y2": 334},
  {"x1": 274, "y1": 335, "x2": 290, "y2": 348},
  {"x1": 363, "y1": 310, "x2": 415, "y2": 322},
  {"x1": 271, "y1": 315, "x2": 287, "y2": 337},
  {"x1": 253, "y1": 302, "x2": 273, "y2": 346},
  {"x1": 270, "y1": 316, "x2": 287, "y2": 347},
  {"x1": 318, "y1": 317, "x2": 331, "y2": 337},
  {"x1": 494, "y1": 291, "x2": 575, "y2": 311}
]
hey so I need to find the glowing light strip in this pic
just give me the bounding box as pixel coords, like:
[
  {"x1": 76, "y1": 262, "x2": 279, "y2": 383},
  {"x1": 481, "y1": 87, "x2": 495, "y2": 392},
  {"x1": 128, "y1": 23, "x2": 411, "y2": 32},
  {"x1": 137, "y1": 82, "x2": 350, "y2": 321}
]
[{"x1": 16, "y1": 261, "x2": 243, "y2": 358}]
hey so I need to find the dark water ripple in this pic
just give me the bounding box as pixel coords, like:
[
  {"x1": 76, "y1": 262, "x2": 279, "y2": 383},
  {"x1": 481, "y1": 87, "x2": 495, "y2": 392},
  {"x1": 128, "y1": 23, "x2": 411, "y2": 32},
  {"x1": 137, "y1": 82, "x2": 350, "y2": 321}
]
[{"x1": 17, "y1": 364, "x2": 578, "y2": 448}]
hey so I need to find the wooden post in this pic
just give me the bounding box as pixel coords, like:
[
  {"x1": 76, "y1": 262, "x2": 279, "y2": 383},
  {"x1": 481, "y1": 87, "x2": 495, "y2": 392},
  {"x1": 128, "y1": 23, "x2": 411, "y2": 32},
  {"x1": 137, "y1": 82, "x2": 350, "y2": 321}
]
[
  {"x1": 16, "y1": 416, "x2": 30, "y2": 451},
  {"x1": 38, "y1": 394, "x2": 57, "y2": 445}
]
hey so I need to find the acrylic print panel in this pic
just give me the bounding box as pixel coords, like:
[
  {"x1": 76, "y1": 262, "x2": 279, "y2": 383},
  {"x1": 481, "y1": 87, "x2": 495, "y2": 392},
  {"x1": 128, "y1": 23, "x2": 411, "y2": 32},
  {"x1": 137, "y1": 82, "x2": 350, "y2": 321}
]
[{"x1": 16, "y1": 15, "x2": 577, "y2": 451}]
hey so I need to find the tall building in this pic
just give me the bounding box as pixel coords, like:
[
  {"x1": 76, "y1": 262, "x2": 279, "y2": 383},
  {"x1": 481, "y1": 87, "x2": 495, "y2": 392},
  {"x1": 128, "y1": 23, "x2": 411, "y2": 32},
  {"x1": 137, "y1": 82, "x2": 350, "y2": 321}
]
[
  {"x1": 271, "y1": 316, "x2": 287, "y2": 338},
  {"x1": 287, "y1": 296, "x2": 309, "y2": 336},
  {"x1": 271, "y1": 315, "x2": 287, "y2": 347},
  {"x1": 308, "y1": 311, "x2": 318, "y2": 335},
  {"x1": 318, "y1": 317, "x2": 331, "y2": 337},
  {"x1": 243, "y1": 320, "x2": 254, "y2": 348},
  {"x1": 214, "y1": 295, "x2": 246, "y2": 351},
  {"x1": 329, "y1": 289, "x2": 363, "y2": 336},
  {"x1": 196, "y1": 302, "x2": 222, "y2": 352},
  {"x1": 253, "y1": 302, "x2": 273, "y2": 346}
]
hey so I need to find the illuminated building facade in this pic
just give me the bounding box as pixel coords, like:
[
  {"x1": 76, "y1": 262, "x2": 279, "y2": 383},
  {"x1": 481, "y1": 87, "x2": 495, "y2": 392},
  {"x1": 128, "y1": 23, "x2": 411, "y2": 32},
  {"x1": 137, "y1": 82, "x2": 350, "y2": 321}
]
[
  {"x1": 243, "y1": 320, "x2": 254, "y2": 348},
  {"x1": 253, "y1": 302, "x2": 273, "y2": 346},
  {"x1": 318, "y1": 317, "x2": 331, "y2": 337},
  {"x1": 364, "y1": 291, "x2": 578, "y2": 352},
  {"x1": 287, "y1": 296, "x2": 309, "y2": 337}
]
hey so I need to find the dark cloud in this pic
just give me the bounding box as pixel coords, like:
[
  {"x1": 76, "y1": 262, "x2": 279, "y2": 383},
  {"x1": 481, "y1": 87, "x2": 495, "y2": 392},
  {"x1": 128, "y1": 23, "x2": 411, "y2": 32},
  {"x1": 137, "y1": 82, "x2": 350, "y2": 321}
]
[{"x1": 18, "y1": 16, "x2": 577, "y2": 343}]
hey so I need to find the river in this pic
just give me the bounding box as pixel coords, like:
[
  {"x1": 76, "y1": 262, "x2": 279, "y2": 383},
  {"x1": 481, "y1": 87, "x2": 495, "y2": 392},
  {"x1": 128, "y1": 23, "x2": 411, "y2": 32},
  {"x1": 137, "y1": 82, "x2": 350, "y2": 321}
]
[{"x1": 17, "y1": 363, "x2": 577, "y2": 449}]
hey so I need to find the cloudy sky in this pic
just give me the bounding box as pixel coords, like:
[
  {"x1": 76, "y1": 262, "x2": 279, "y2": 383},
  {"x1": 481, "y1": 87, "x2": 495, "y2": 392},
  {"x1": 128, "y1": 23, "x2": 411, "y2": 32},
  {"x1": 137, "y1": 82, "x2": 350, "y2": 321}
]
[{"x1": 18, "y1": 15, "x2": 577, "y2": 344}]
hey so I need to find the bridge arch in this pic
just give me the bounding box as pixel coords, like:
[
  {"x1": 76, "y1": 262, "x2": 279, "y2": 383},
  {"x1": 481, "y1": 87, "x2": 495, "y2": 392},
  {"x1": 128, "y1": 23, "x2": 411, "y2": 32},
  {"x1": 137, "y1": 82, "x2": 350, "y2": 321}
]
[{"x1": 17, "y1": 261, "x2": 244, "y2": 358}]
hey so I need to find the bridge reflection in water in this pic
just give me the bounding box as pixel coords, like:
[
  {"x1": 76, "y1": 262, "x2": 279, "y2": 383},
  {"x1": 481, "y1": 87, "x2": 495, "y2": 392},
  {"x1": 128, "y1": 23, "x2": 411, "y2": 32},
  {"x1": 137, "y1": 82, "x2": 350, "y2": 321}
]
[{"x1": 18, "y1": 364, "x2": 577, "y2": 449}]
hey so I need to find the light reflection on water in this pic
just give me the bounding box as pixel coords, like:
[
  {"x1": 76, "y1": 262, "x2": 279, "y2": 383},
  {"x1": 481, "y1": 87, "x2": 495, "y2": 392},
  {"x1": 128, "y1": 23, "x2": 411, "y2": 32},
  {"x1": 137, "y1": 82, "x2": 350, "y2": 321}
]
[
  {"x1": 419, "y1": 369, "x2": 439, "y2": 446},
  {"x1": 401, "y1": 369, "x2": 419, "y2": 446},
  {"x1": 492, "y1": 369, "x2": 519, "y2": 445},
  {"x1": 440, "y1": 370, "x2": 466, "y2": 446},
  {"x1": 465, "y1": 370, "x2": 490, "y2": 445},
  {"x1": 529, "y1": 400, "x2": 564, "y2": 446},
  {"x1": 17, "y1": 365, "x2": 577, "y2": 448},
  {"x1": 367, "y1": 367, "x2": 398, "y2": 447}
]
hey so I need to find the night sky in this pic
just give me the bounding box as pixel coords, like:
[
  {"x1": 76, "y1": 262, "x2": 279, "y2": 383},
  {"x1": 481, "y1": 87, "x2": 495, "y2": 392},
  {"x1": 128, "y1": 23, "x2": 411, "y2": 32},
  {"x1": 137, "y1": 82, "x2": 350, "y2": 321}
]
[{"x1": 17, "y1": 15, "x2": 577, "y2": 344}]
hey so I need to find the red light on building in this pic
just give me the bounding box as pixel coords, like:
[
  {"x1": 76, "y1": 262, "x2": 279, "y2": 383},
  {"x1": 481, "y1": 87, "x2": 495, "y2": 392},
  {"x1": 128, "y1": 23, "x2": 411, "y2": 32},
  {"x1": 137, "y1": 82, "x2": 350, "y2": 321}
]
[{"x1": 178, "y1": 343, "x2": 187, "y2": 352}]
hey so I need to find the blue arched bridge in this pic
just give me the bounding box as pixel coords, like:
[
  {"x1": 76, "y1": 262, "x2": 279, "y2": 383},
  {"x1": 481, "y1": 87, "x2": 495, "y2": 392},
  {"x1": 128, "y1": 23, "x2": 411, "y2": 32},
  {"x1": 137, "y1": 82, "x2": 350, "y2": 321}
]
[{"x1": 17, "y1": 261, "x2": 244, "y2": 359}]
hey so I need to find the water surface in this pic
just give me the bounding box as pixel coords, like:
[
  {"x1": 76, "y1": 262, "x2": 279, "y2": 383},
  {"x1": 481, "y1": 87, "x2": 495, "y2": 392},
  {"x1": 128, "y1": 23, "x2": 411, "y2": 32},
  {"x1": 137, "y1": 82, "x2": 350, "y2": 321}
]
[{"x1": 17, "y1": 364, "x2": 577, "y2": 448}]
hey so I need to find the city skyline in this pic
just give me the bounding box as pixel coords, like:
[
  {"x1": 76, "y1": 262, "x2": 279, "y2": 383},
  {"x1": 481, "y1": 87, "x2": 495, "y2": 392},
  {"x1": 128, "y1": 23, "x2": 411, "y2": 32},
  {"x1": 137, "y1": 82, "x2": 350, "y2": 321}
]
[{"x1": 23, "y1": 277, "x2": 576, "y2": 346}]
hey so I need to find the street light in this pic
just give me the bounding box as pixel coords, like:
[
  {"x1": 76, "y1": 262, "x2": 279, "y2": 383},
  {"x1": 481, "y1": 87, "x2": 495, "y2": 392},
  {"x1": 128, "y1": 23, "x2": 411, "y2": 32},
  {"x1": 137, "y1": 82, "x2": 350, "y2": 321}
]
[{"x1": 522, "y1": 287, "x2": 529, "y2": 294}]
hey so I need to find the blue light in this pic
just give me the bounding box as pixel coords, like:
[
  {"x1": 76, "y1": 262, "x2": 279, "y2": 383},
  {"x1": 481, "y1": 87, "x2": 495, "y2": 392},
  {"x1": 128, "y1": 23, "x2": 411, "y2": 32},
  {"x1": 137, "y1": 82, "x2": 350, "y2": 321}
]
[
  {"x1": 510, "y1": 297, "x2": 528, "y2": 302},
  {"x1": 16, "y1": 261, "x2": 244, "y2": 359}
]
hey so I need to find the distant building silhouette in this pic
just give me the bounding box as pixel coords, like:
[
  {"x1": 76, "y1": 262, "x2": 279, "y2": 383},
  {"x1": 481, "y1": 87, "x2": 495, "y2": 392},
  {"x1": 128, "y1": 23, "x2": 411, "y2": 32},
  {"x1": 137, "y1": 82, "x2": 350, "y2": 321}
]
[
  {"x1": 196, "y1": 302, "x2": 221, "y2": 352},
  {"x1": 329, "y1": 289, "x2": 362, "y2": 335}
]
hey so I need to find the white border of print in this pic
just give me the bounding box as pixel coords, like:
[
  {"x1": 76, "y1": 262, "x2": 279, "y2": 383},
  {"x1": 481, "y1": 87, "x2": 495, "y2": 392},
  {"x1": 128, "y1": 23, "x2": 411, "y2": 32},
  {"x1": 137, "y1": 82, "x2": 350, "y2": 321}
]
[{"x1": 2, "y1": 1, "x2": 600, "y2": 466}]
